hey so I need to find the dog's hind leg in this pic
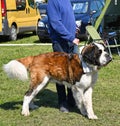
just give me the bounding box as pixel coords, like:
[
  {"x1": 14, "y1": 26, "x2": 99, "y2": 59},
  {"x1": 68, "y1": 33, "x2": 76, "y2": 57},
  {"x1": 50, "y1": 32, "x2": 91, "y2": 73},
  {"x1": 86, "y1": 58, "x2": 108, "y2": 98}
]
[
  {"x1": 84, "y1": 87, "x2": 98, "y2": 119},
  {"x1": 21, "y1": 76, "x2": 49, "y2": 116}
]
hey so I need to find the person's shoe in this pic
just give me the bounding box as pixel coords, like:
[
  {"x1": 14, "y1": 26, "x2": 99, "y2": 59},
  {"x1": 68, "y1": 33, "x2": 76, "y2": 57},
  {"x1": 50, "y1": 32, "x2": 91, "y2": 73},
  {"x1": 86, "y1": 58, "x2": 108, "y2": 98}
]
[{"x1": 59, "y1": 103, "x2": 69, "y2": 113}]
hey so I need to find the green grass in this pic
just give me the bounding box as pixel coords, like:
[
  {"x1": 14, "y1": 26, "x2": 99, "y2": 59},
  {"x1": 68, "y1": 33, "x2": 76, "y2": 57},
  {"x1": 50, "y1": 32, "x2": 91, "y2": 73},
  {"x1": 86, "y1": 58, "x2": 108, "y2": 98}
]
[{"x1": 0, "y1": 35, "x2": 120, "y2": 126}]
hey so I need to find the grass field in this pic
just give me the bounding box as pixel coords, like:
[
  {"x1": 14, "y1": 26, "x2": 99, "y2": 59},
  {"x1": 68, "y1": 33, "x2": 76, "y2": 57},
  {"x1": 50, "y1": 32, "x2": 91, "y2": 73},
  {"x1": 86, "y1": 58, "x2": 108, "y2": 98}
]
[{"x1": 0, "y1": 35, "x2": 120, "y2": 126}]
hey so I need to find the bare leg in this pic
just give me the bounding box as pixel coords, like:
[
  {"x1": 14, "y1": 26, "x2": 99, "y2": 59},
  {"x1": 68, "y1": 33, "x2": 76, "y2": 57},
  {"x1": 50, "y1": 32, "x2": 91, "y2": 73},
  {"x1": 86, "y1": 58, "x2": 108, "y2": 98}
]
[{"x1": 21, "y1": 76, "x2": 49, "y2": 116}]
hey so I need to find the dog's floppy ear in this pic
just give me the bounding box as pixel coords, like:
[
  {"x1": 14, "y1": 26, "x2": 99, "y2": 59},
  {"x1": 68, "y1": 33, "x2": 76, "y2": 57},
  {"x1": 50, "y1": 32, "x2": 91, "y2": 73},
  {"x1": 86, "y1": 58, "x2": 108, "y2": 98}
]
[{"x1": 82, "y1": 43, "x2": 98, "y2": 65}]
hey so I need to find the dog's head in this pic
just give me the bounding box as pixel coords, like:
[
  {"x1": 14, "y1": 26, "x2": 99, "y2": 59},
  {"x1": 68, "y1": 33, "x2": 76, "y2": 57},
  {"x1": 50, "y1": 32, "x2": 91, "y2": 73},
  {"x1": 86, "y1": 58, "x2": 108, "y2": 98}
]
[{"x1": 79, "y1": 42, "x2": 112, "y2": 68}]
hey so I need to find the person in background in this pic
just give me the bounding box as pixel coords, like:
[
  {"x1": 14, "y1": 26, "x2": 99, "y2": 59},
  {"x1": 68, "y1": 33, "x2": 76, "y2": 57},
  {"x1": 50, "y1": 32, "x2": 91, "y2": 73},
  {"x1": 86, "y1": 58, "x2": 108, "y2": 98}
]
[{"x1": 47, "y1": 0, "x2": 80, "y2": 113}]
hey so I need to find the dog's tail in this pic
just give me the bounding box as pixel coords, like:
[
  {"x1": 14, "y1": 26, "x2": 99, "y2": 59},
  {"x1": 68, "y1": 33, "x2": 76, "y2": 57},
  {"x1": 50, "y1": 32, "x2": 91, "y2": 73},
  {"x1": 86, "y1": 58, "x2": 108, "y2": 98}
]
[{"x1": 3, "y1": 56, "x2": 33, "y2": 81}]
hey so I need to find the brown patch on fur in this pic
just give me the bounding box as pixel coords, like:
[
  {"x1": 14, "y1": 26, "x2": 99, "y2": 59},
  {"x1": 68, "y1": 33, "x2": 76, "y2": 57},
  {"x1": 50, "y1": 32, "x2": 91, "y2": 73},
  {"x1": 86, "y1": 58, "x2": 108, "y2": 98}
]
[
  {"x1": 81, "y1": 43, "x2": 94, "y2": 55},
  {"x1": 18, "y1": 56, "x2": 34, "y2": 69},
  {"x1": 17, "y1": 52, "x2": 84, "y2": 88}
]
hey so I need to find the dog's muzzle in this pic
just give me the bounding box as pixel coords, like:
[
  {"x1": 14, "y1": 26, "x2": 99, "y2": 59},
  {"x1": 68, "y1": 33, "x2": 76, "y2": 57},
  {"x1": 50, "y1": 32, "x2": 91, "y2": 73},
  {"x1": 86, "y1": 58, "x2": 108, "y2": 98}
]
[{"x1": 105, "y1": 53, "x2": 112, "y2": 65}]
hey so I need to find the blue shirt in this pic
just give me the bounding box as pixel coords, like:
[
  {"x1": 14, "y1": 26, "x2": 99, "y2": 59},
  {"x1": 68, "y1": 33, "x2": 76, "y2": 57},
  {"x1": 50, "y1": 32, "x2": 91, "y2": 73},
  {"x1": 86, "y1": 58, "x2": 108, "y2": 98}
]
[{"x1": 47, "y1": 0, "x2": 76, "y2": 43}]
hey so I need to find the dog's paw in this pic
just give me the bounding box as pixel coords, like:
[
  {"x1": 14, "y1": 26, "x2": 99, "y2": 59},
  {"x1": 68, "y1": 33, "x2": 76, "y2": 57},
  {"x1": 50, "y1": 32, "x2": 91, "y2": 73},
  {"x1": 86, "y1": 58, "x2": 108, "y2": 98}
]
[
  {"x1": 21, "y1": 110, "x2": 30, "y2": 116},
  {"x1": 88, "y1": 114, "x2": 98, "y2": 120}
]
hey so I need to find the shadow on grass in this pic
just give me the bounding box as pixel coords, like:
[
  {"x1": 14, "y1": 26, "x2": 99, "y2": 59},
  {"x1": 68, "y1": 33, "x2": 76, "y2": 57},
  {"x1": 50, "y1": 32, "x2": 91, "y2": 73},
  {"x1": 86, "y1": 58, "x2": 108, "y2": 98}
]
[
  {"x1": 0, "y1": 101, "x2": 22, "y2": 110},
  {"x1": 0, "y1": 88, "x2": 80, "y2": 114},
  {"x1": 0, "y1": 89, "x2": 58, "y2": 110},
  {"x1": 35, "y1": 89, "x2": 58, "y2": 108}
]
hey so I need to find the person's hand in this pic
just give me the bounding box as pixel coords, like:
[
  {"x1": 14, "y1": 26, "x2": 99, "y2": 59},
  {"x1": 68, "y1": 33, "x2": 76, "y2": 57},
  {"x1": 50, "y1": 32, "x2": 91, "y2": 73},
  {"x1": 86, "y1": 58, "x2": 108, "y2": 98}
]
[{"x1": 73, "y1": 38, "x2": 80, "y2": 45}]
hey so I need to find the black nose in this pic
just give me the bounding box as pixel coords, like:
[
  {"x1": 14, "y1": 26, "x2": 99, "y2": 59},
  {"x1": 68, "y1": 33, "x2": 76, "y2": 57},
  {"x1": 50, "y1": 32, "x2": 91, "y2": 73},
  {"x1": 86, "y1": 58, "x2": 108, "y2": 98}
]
[{"x1": 109, "y1": 56, "x2": 112, "y2": 62}]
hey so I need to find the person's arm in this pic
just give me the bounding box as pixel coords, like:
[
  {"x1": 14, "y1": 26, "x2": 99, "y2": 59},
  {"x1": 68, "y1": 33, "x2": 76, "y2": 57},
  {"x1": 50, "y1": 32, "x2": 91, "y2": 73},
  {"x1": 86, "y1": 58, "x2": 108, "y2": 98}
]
[{"x1": 47, "y1": 0, "x2": 75, "y2": 42}]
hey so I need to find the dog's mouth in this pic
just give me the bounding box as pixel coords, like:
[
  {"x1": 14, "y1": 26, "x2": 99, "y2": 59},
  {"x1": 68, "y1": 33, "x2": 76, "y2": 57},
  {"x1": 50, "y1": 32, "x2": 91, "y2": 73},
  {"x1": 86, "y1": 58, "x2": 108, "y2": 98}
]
[{"x1": 102, "y1": 56, "x2": 112, "y2": 67}]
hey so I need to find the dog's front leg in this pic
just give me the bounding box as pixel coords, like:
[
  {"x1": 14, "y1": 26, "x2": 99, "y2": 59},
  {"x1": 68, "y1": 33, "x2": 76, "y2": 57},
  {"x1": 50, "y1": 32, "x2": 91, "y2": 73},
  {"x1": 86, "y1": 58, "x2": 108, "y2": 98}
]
[
  {"x1": 72, "y1": 86, "x2": 87, "y2": 116},
  {"x1": 84, "y1": 87, "x2": 98, "y2": 119}
]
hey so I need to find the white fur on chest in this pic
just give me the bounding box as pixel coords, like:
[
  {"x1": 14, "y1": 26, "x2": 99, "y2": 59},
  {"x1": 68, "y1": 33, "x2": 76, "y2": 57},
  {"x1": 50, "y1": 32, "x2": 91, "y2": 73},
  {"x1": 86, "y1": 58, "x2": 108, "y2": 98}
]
[{"x1": 75, "y1": 71, "x2": 98, "y2": 90}]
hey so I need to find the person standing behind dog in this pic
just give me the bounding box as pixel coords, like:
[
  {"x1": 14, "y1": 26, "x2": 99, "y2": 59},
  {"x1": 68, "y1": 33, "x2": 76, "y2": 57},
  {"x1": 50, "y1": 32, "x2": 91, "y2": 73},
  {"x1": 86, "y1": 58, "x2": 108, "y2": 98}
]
[{"x1": 47, "y1": 0, "x2": 80, "y2": 113}]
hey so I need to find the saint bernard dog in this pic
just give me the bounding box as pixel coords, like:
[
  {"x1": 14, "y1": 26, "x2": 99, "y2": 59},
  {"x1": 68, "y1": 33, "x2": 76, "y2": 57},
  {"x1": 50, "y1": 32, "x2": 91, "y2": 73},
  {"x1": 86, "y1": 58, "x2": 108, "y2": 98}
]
[{"x1": 3, "y1": 42, "x2": 112, "y2": 119}]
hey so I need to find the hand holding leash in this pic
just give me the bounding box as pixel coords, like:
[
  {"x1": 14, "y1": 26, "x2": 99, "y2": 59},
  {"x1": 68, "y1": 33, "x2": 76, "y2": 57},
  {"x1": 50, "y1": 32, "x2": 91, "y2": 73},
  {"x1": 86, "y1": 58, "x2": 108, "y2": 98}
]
[{"x1": 73, "y1": 38, "x2": 80, "y2": 45}]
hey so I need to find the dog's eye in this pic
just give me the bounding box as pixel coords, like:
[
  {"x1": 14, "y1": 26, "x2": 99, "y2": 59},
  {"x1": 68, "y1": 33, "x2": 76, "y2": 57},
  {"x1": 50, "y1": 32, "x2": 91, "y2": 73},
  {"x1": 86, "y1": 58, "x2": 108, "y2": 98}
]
[
  {"x1": 98, "y1": 50, "x2": 102, "y2": 54},
  {"x1": 104, "y1": 48, "x2": 108, "y2": 52}
]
